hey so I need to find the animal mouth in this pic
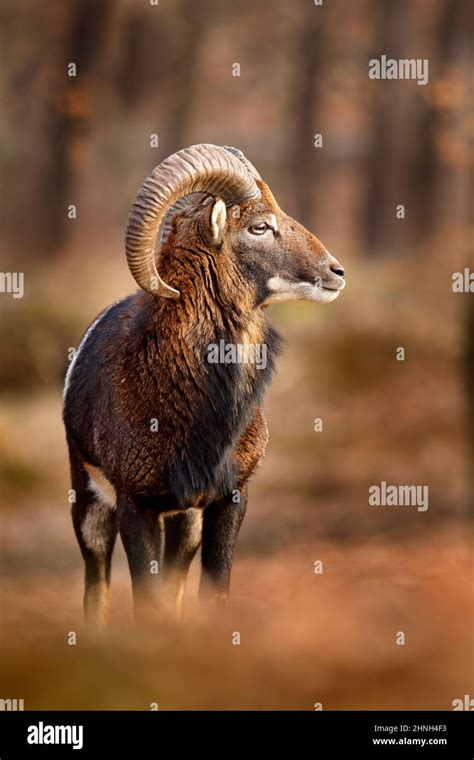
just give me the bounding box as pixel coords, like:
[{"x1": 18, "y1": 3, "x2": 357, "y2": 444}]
[{"x1": 322, "y1": 282, "x2": 345, "y2": 292}]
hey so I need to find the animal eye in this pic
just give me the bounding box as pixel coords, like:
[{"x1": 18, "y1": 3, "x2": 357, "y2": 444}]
[{"x1": 249, "y1": 222, "x2": 269, "y2": 235}]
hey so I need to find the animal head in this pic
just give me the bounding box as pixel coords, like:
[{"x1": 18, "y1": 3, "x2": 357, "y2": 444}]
[{"x1": 126, "y1": 144, "x2": 345, "y2": 308}]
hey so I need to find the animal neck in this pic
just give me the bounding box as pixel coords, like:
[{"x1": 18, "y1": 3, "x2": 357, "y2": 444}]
[
  {"x1": 156, "y1": 242, "x2": 270, "y2": 362},
  {"x1": 154, "y1": 258, "x2": 279, "y2": 405}
]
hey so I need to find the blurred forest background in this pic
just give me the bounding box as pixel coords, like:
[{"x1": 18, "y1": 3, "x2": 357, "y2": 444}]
[{"x1": 0, "y1": 0, "x2": 472, "y2": 710}]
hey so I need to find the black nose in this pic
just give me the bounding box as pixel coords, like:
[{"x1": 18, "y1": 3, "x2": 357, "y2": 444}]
[{"x1": 330, "y1": 265, "x2": 345, "y2": 278}]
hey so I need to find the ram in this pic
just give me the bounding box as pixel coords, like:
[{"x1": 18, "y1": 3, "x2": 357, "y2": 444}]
[{"x1": 63, "y1": 144, "x2": 345, "y2": 628}]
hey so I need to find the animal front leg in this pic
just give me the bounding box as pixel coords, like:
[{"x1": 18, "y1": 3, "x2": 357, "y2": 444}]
[
  {"x1": 162, "y1": 509, "x2": 202, "y2": 619},
  {"x1": 200, "y1": 488, "x2": 247, "y2": 602},
  {"x1": 117, "y1": 497, "x2": 163, "y2": 624}
]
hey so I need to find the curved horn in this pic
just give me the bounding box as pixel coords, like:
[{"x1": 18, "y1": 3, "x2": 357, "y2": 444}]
[
  {"x1": 159, "y1": 148, "x2": 261, "y2": 246},
  {"x1": 126, "y1": 143, "x2": 261, "y2": 297},
  {"x1": 223, "y1": 146, "x2": 262, "y2": 181}
]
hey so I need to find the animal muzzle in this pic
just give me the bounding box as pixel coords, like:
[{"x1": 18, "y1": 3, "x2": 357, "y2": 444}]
[{"x1": 321, "y1": 253, "x2": 345, "y2": 291}]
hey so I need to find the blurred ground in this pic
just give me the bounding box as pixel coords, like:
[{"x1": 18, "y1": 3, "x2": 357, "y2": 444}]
[{"x1": 0, "y1": 530, "x2": 471, "y2": 710}]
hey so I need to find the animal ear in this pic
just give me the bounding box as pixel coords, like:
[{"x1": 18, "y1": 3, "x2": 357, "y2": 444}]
[{"x1": 210, "y1": 198, "x2": 227, "y2": 244}]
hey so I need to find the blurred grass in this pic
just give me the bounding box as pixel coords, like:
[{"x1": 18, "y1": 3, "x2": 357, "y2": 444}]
[{"x1": 0, "y1": 531, "x2": 471, "y2": 710}]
